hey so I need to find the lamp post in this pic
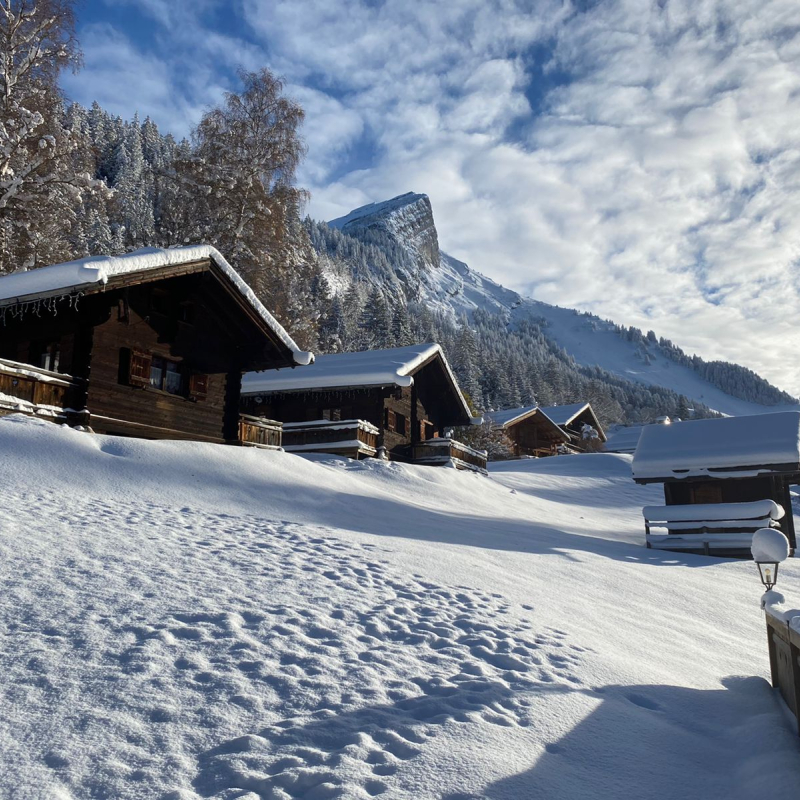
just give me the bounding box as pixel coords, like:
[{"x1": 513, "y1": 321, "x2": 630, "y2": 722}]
[{"x1": 751, "y1": 527, "x2": 790, "y2": 593}]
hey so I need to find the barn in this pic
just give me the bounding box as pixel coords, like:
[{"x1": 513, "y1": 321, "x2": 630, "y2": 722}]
[
  {"x1": 0, "y1": 246, "x2": 312, "y2": 445},
  {"x1": 632, "y1": 412, "x2": 800, "y2": 555},
  {"x1": 241, "y1": 343, "x2": 487, "y2": 471}
]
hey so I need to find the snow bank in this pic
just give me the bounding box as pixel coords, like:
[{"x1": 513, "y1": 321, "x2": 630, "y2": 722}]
[
  {"x1": 633, "y1": 412, "x2": 800, "y2": 480},
  {"x1": 0, "y1": 245, "x2": 313, "y2": 367},
  {"x1": 1, "y1": 416, "x2": 799, "y2": 800}
]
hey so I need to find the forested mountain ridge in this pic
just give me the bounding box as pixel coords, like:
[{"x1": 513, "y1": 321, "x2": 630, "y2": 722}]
[{"x1": 310, "y1": 192, "x2": 798, "y2": 419}]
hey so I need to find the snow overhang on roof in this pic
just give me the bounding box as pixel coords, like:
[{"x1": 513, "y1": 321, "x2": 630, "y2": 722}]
[
  {"x1": 0, "y1": 245, "x2": 314, "y2": 367},
  {"x1": 485, "y1": 405, "x2": 539, "y2": 429},
  {"x1": 243, "y1": 343, "x2": 474, "y2": 422},
  {"x1": 632, "y1": 411, "x2": 800, "y2": 482}
]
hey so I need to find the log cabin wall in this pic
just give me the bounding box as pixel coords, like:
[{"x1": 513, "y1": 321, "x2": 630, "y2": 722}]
[{"x1": 84, "y1": 281, "x2": 242, "y2": 442}]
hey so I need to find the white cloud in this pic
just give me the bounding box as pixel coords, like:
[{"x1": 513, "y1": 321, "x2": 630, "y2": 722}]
[{"x1": 66, "y1": 0, "x2": 800, "y2": 395}]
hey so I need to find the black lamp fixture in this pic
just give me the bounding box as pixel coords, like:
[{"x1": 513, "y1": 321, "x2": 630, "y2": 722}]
[{"x1": 755, "y1": 559, "x2": 780, "y2": 591}]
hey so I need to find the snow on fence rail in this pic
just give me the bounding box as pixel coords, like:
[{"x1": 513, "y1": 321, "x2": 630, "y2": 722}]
[
  {"x1": 411, "y1": 438, "x2": 488, "y2": 474},
  {"x1": 0, "y1": 358, "x2": 85, "y2": 423},
  {"x1": 282, "y1": 419, "x2": 379, "y2": 459},
  {"x1": 643, "y1": 500, "x2": 785, "y2": 556},
  {"x1": 764, "y1": 603, "x2": 800, "y2": 735}
]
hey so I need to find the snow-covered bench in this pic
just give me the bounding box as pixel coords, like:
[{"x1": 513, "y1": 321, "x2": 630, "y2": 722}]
[{"x1": 643, "y1": 500, "x2": 786, "y2": 556}]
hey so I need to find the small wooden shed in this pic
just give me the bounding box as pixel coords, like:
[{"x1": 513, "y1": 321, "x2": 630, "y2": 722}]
[
  {"x1": 0, "y1": 246, "x2": 312, "y2": 443},
  {"x1": 241, "y1": 343, "x2": 487, "y2": 471},
  {"x1": 632, "y1": 412, "x2": 800, "y2": 554},
  {"x1": 485, "y1": 405, "x2": 570, "y2": 457}
]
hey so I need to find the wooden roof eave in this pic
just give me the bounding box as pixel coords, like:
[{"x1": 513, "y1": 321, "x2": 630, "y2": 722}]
[{"x1": 405, "y1": 349, "x2": 473, "y2": 426}]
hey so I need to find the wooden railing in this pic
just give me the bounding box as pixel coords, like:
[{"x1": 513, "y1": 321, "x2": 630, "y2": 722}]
[
  {"x1": 238, "y1": 414, "x2": 283, "y2": 449},
  {"x1": 643, "y1": 500, "x2": 785, "y2": 556},
  {"x1": 282, "y1": 419, "x2": 379, "y2": 457},
  {"x1": 0, "y1": 357, "x2": 84, "y2": 421},
  {"x1": 410, "y1": 438, "x2": 488, "y2": 473},
  {"x1": 765, "y1": 606, "x2": 800, "y2": 735}
]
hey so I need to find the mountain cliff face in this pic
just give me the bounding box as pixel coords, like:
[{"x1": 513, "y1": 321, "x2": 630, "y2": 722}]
[
  {"x1": 328, "y1": 193, "x2": 440, "y2": 289},
  {"x1": 316, "y1": 192, "x2": 797, "y2": 418}
]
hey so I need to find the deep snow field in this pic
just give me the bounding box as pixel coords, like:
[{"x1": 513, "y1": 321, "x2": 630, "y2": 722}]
[{"x1": 1, "y1": 415, "x2": 799, "y2": 800}]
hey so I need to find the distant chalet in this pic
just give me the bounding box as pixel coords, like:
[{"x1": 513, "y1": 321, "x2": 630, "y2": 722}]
[
  {"x1": 241, "y1": 344, "x2": 487, "y2": 471},
  {"x1": 632, "y1": 412, "x2": 800, "y2": 553},
  {"x1": 487, "y1": 402, "x2": 606, "y2": 457},
  {"x1": 0, "y1": 246, "x2": 312, "y2": 443}
]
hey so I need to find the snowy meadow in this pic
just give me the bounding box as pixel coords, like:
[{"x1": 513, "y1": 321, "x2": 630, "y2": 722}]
[{"x1": 1, "y1": 415, "x2": 799, "y2": 799}]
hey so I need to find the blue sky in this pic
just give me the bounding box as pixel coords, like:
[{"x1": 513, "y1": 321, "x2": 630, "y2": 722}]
[{"x1": 63, "y1": 0, "x2": 800, "y2": 396}]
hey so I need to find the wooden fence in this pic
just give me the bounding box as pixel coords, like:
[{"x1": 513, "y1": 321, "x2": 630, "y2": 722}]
[
  {"x1": 238, "y1": 415, "x2": 283, "y2": 449},
  {"x1": 765, "y1": 606, "x2": 800, "y2": 735},
  {"x1": 0, "y1": 357, "x2": 84, "y2": 422}
]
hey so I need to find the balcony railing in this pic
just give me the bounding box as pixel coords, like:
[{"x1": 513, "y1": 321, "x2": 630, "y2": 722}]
[
  {"x1": 410, "y1": 438, "x2": 488, "y2": 473},
  {"x1": 0, "y1": 357, "x2": 84, "y2": 422},
  {"x1": 282, "y1": 419, "x2": 379, "y2": 458},
  {"x1": 239, "y1": 414, "x2": 283, "y2": 449}
]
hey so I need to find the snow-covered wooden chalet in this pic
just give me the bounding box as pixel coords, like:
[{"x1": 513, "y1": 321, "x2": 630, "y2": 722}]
[
  {"x1": 0, "y1": 246, "x2": 313, "y2": 444},
  {"x1": 485, "y1": 405, "x2": 570, "y2": 457},
  {"x1": 241, "y1": 343, "x2": 487, "y2": 471},
  {"x1": 632, "y1": 412, "x2": 800, "y2": 556},
  {"x1": 487, "y1": 402, "x2": 606, "y2": 457}
]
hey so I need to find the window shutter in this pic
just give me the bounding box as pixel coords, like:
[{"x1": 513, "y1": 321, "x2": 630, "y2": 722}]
[
  {"x1": 386, "y1": 409, "x2": 396, "y2": 432},
  {"x1": 189, "y1": 373, "x2": 209, "y2": 400},
  {"x1": 128, "y1": 350, "x2": 152, "y2": 387}
]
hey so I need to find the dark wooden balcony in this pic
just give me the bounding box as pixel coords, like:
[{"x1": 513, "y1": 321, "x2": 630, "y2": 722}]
[
  {"x1": 0, "y1": 358, "x2": 84, "y2": 423},
  {"x1": 282, "y1": 419, "x2": 379, "y2": 459},
  {"x1": 410, "y1": 438, "x2": 488, "y2": 473},
  {"x1": 238, "y1": 414, "x2": 283, "y2": 449}
]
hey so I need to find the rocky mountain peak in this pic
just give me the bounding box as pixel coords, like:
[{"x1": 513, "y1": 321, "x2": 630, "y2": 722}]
[{"x1": 328, "y1": 192, "x2": 440, "y2": 277}]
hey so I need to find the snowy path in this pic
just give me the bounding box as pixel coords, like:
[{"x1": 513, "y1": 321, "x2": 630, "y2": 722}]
[{"x1": 1, "y1": 417, "x2": 799, "y2": 799}]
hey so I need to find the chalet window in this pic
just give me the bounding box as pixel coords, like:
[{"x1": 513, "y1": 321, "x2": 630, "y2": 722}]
[
  {"x1": 150, "y1": 356, "x2": 184, "y2": 395},
  {"x1": 321, "y1": 408, "x2": 341, "y2": 421},
  {"x1": 34, "y1": 341, "x2": 60, "y2": 372},
  {"x1": 395, "y1": 413, "x2": 406, "y2": 436},
  {"x1": 179, "y1": 302, "x2": 195, "y2": 324}
]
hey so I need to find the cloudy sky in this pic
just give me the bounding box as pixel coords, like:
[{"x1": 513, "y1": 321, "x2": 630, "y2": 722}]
[{"x1": 64, "y1": 0, "x2": 800, "y2": 396}]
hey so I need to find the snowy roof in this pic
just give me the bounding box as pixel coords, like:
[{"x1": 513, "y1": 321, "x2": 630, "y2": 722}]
[
  {"x1": 537, "y1": 403, "x2": 592, "y2": 426},
  {"x1": 0, "y1": 246, "x2": 313, "y2": 366},
  {"x1": 485, "y1": 405, "x2": 539, "y2": 428},
  {"x1": 243, "y1": 343, "x2": 475, "y2": 422},
  {"x1": 604, "y1": 425, "x2": 644, "y2": 453},
  {"x1": 632, "y1": 412, "x2": 800, "y2": 481}
]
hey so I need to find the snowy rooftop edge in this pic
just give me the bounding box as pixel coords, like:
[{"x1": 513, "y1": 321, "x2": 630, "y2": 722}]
[
  {"x1": 0, "y1": 246, "x2": 313, "y2": 367},
  {"x1": 243, "y1": 343, "x2": 475, "y2": 421},
  {"x1": 632, "y1": 411, "x2": 800, "y2": 480}
]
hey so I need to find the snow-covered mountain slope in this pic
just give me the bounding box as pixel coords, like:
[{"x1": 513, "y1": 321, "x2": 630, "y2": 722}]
[
  {"x1": 2, "y1": 414, "x2": 800, "y2": 799},
  {"x1": 326, "y1": 193, "x2": 798, "y2": 417}
]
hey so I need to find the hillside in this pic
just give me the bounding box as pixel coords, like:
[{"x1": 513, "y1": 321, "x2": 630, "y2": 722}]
[
  {"x1": 1, "y1": 414, "x2": 799, "y2": 799},
  {"x1": 319, "y1": 192, "x2": 798, "y2": 418}
]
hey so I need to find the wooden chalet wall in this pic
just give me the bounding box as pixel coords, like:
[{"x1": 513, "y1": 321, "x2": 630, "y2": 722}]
[
  {"x1": 242, "y1": 351, "x2": 467, "y2": 460},
  {"x1": 664, "y1": 475, "x2": 797, "y2": 547},
  {"x1": 505, "y1": 414, "x2": 563, "y2": 457},
  {"x1": 0, "y1": 266, "x2": 285, "y2": 443}
]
